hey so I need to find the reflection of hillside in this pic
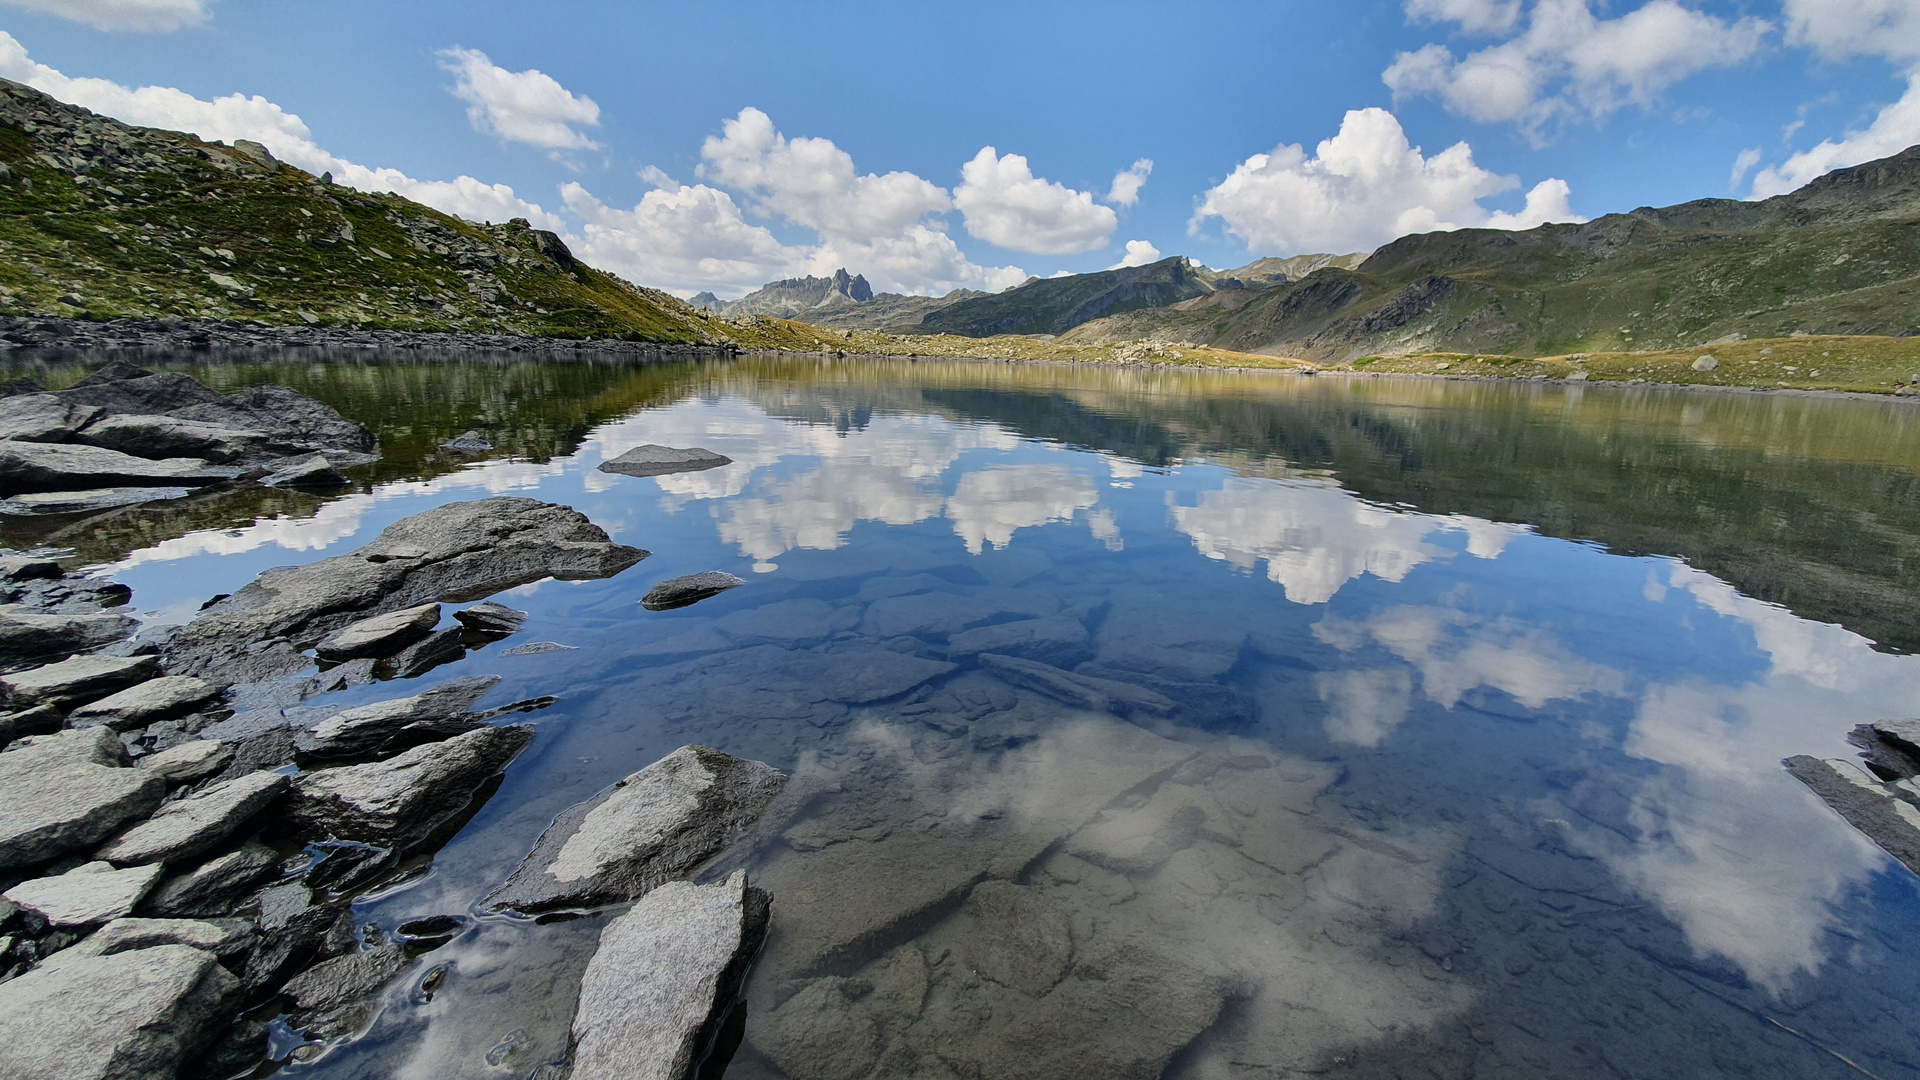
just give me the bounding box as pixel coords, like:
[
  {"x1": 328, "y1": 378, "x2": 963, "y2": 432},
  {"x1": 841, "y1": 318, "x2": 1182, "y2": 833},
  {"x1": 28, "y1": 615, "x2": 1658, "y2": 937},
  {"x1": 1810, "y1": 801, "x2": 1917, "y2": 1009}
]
[{"x1": 714, "y1": 360, "x2": 1920, "y2": 652}]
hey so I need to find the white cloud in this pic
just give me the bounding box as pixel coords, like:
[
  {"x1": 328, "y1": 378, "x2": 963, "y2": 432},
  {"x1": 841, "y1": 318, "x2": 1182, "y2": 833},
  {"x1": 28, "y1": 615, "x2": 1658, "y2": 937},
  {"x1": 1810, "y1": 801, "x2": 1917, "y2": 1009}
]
[
  {"x1": 1748, "y1": 73, "x2": 1920, "y2": 197},
  {"x1": 946, "y1": 464, "x2": 1100, "y2": 555},
  {"x1": 1386, "y1": 0, "x2": 1771, "y2": 136},
  {"x1": 1108, "y1": 239, "x2": 1162, "y2": 270},
  {"x1": 437, "y1": 47, "x2": 601, "y2": 152},
  {"x1": 1106, "y1": 158, "x2": 1153, "y2": 207},
  {"x1": 560, "y1": 180, "x2": 804, "y2": 296},
  {"x1": 953, "y1": 148, "x2": 1118, "y2": 255},
  {"x1": 1728, "y1": 146, "x2": 1762, "y2": 191},
  {"x1": 1406, "y1": 0, "x2": 1522, "y2": 35},
  {"x1": 0, "y1": 0, "x2": 209, "y2": 32},
  {"x1": 0, "y1": 32, "x2": 563, "y2": 229},
  {"x1": 1784, "y1": 0, "x2": 1920, "y2": 63},
  {"x1": 1190, "y1": 107, "x2": 1584, "y2": 255}
]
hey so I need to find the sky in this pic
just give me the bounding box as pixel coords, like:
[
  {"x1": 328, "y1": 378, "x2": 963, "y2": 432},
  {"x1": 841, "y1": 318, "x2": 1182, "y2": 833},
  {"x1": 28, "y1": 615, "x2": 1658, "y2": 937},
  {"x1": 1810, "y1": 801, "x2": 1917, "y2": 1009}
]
[{"x1": 2, "y1": 0, "x2": 1917, "y2": 299}]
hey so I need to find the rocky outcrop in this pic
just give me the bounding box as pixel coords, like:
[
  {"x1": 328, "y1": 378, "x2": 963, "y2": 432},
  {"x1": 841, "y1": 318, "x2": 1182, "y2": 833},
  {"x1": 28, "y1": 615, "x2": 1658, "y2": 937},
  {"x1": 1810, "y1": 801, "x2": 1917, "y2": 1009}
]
[
  {"x1": 0, "y1": 943, "x2": 238, "y2": 1080},
  {"x1": 0, "y1": 652, "x2": 156, "y2": 710},
  {"x1": 93, "y1": 770, "x2": 288, "y2": 866},
  {"x1": 281, "y1": 723, "x2": 534, "y2": 849},
  {"x1": 65, "y1": 676, "x2": 218, "y2": 731},
  {"x1": 293, "y1": 675, "x2": 500, "y2": 758},
  {"x1": 314, "y1": 602, "x2": 441, "y2": 662},
  {"x1": 567, "y1": 870, "x2": 771, "y2": 1080},
  {"x1": 599, "y1": 445, "x2": 733, "y2": 478},
  {"x1": 3, "y1": 862, "x2": 166, "y2": 926},
  {"x1": 641, "y1": 571, "x2": 745, "y2": 611},
  {"x1": 0, "y1": 727, "x2": 165, "y2": 868},
  {"x1": 486, "y1": 745, "x2": 786, "y2": 915}
]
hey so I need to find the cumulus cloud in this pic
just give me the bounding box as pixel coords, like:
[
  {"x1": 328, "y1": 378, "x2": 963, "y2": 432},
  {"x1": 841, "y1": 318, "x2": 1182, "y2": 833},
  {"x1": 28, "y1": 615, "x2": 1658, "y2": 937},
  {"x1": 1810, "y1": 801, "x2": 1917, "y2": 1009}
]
[
  {"x1": 437, "y1": 47, "x2": 601, "y2": 152},
  {"x1": 1190, "y1": 107, "x2": 1584, "y2": 255},
  {"x1": 1405, "y1": 0, "x2": 1522, "y2": 35},
  {"x1": 1748, "y1": 74, "x2": 1920, "y2": 197},
  {"x1": 1, "y1": 0, "x2": 209, "y2": 32},
  {"x1": 1107, "y1": 158, "x2": 1153, "y2": 206},
  {"x1": 560, "y1": 181, "x2": 802, "y2": 295},
  {"x1": 953, "y1": 148, "x2": 1119, "y2": 255},
  {"x1": 1386, "y1": 0, "x2": 1771, "y2": 137},
  {"x1": 1108, "y1": 239, "x2": 1162, "y2": 269},
  {"x1": 0, "y1": 32, "x2": 561, "y2": 229}
]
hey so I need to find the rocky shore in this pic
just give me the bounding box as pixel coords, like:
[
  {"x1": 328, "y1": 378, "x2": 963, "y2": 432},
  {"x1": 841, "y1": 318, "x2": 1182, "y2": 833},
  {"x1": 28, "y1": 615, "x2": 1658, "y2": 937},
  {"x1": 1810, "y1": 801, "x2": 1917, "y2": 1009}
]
[{"x1": 0, "y1": 315, "x2": 746, "y2": 359}]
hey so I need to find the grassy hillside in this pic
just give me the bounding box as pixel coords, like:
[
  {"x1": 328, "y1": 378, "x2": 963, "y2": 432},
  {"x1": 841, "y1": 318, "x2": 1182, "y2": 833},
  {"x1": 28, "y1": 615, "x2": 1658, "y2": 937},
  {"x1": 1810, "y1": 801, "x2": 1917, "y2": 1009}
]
[
  {"x1": 0, "y1": 78, "x2": 842, "y2": 352},
  {"x1": 917, "y1": 256, "x2": 1216, "y2": 336}
]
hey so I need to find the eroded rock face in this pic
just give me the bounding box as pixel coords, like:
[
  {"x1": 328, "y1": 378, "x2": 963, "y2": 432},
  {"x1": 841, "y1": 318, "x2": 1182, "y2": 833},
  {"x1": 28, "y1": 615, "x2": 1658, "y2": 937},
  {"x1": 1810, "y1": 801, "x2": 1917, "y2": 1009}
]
[
  {"x1": 281, "y1": 723, "x2": 534, "y2": 849},
  {"x1": 598, "y1": 444, "x2": 732, "y2": 478},
  {"x1": 0, "y1": 943, "x2": 238, "y2": 1080},
  {"x1": 569, "y1": 870, "x2": 771, "y2": 1080},
  {"x1": 0, "y1": 727, "x2": 165, "y2": 868},
  {"x1": 486, "y1": 745, "x2": 786, "y2": 915},
  {"x1": 167, "y1": 498, "x2": 647, "y2": 681}
]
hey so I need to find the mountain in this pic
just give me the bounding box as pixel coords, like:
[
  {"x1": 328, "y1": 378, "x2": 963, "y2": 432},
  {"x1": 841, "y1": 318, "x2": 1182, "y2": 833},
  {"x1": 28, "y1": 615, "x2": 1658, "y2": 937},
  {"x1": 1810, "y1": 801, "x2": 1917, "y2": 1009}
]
[
  {"x1": 914, "y1": 256, "x2": 1219, "y2": 337},
  {"x1": 720, "y1": 267, "x2": 873, "y2": 318},
  {"x1": 0, "y1": 79, "x2": 841, "y2": 351},
  {"x1": 1063, "y1": 146, "x2": 1920, "y2": 360}
]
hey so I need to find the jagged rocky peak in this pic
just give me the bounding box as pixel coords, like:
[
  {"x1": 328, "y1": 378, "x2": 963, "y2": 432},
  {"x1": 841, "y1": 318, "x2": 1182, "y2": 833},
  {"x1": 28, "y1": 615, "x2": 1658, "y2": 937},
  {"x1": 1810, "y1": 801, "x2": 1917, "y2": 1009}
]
[
  {"x1": 829, "y1": 267, "x2": 873, "y2": 302},
  {"x1": 688, "y1": 292, "x2": 724, "y2": 312},
  {"x1": 719, "y1": 269, "x2": 875, "y2": 318}
]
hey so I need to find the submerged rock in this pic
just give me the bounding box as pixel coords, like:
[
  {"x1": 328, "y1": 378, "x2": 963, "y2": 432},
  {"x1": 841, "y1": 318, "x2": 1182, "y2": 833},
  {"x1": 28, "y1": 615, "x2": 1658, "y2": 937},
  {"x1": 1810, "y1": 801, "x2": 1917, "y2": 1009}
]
[
  {"x1": 282, "y1": 943, "x2": 415, "y2": 1039},
  {"x1": 0, "y1": 442, "x2": 241, "y2": 496},
  {"x1": 453, "y1": 600, "x2": 528, "y2": 633},
  {"x1": 94, "y1": 770, "x2": 288, "y2": 866},
  {"x1": 0, "y1": 652, "x2": 157, "y2": 710},
  {"x1": 0, "y1": 727, "x2": 165, "y2": 868},
  {"x1": 568, "y1": 870, "x2": 770, "y2": 1080},
  {"x1": 294, "y1": 675, "x2": 500, "y2": 758},
  {"x1": 486, "y1": 745, "x2": 786, "y2": 915},
  {"x1": 977, "y1": 653, "x2": 1174, "y2": 717},
  {"x1": 315, "y1": 602, "x2": 441, "y2": 662},
  {"x1": 66, "y1": 675, "x2": 218, "y2": 731},
  {"x1": 947, "y1": 616, "x2": 1091, "y2": 667},
  {"x1": 1786, "y1": 755, "x2": 1920, "y2": 874},
  {"x1": 598, "y1": 444, "x2": 733, "y2": 478},
  {"x1": 0, "y1": 943, "x2": 238, "y2": 1080},
  {"x1": 282, "y1": 723, "x2": 533, "y2": 848},
  {"x1": 3, "y1": 861, "x2": 167, "y2": 926},
  {"x1": 642, "y1": 571, "x2": 746, "y2": 611}
]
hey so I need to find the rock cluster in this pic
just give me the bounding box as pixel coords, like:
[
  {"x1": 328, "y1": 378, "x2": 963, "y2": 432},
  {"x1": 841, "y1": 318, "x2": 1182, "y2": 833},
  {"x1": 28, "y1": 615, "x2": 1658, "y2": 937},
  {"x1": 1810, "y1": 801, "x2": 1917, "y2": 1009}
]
[
  {"x1": 1788, "y1": 718, "x2": 1920, "y2": 874},
  {"x1": 0, "y1": 315, "x2": 747, "y2": 358}
]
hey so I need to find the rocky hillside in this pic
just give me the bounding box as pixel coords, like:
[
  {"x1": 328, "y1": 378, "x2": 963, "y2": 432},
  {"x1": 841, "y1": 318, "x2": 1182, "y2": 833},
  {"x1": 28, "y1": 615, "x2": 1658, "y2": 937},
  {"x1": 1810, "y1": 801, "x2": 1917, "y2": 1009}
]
[
  {"x1": 0, "y1": 79, "x2": 844, "y2": 352},
  {"x1": 721, "y1": 268, "x2": 871, "y2": 318},
  {"x1": 1066, "y1": 145, "x2": 1920, "y2": 360},
  {"x1": 915, "y1": 256, "x2": 1219, "y2": 337}
]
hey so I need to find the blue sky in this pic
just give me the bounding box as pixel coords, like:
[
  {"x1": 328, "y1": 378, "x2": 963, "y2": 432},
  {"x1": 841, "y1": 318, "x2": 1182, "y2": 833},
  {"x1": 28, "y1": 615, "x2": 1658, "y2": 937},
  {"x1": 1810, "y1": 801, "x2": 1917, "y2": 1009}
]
[{"x1": 3, "y1": 1, "x2": 1918, "y2": 297}]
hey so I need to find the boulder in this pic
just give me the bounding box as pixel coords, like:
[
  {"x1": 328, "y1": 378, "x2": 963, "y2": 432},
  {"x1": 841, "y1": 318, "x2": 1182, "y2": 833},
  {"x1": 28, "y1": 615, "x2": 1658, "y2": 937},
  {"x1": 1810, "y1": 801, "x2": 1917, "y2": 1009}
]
[
  {"x1": 568, "y1": 870, "x2": 770, "y2": 1080},
  {"x1": 142, "y1": 842, "x2": 277, "y2": 918},
  {"x1": 0, "y1": 392, "x2": 101, "y2": 442},
  {"x1": 486, "y1": 746, "x2": 786, "y2": 915},
  {"x1": 0, "y1": 652, "x2": 157, "y2": 709},
  {"x1": 598, "y1": 444, "x2": 733, "y2": 478},
  {"x1": 95, "y1": 770, "x2": 288, "y2": 866},
  {"x1": 379, "y1": 626, "x2": 465, "y2": 679},
  {"x1": 0, "y1": 605, "x2": 136, "y2": 664},
  {"x1": 3, "y1": 861, "x2": 166, "y2": 926},
  {"x1": 66, "y1": 675, "x2": 218, "y2": 731},
  {"x1": 0, "y1": 486, "x2": 193, "y2": 515},
  {"x1": 166, "y1": 498, "x2": 648, "y2": 681},
  {"x1": 947, "y1": 617, "x2": 1091, "y2": 666},
  {"x1": 294, "y1": 675, "x2": 499, "y2": 758},
  {"x1": 72, "y1": 413, "x2": 274, "y2": 463},
  {"x1": 281, "y1": 724, "x2": 534, "y2": 848},
  {"x1": 0, "y1": 727, "x2": 165, "y2": 868},
  {"x1": 136, "y1": 739, "x2": 230, "y2": 784},
  {"x1": 57, "y1": 366, "x2": 375, "y2": 459},
  {"x1": 1786, "y1": 756, "x2": 1920, "y2": 874},
  {"x1": 314, "y1": 602, "x2": 440, "y2": 662},
  {"x1": 0, "y1": 943, "x2": 238, "y2": 1080},
  {"x1": 641, "y1": 571, "x2": 746, "y2": 611},
  {"x1": 260, "y1": 452, "x2": 346, "y2": 488},
  {"x1": 0, "y1": 441, "x2": 241, "y2": 496},
  {"x1": 282, "y1": 943, "x2": 414, "y2": 1039},
  {"x1": 453, "y1": 600, "x2": 527, "y2": 633}
]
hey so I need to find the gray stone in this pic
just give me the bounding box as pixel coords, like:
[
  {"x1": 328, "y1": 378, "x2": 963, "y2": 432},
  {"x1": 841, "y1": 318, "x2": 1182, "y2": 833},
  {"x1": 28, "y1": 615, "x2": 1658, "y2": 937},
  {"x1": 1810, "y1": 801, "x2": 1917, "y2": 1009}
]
[
  {"x1": 260, "y1": 451, "x2": 346, "y2": 488},
  {"x1": 977, "y1": 653, "x2": 1174, "y2": 717},
  {"x1": 58, "y1": 367, "x2": 374, "y2": 461},
  {"x1": 0, "y1": 727, "x2": 164, "y2": 868},
  {"x1": 569, "y1": 870, "x2": 770, "y2": 1080},
  {"x1": 294, "y1": 675, "x2": 499, "y2": 758},
  {"x1": 0, "y1": 392, "x2": 101, "y2": 442},
  {"x1": 0, "y1": 943, "x2": 237, "y2": 1080},
  {"x1": 1786, "y1": 756, "x2": 1920, "y2": 874},
  {"x1": 453, "y1": 600, "x2": 527, "y2": 633},
  {"x1": 503, "y1": 641, "x2": 574, "y2": 655},
  {"x1": 1692, "y1": 354, "x2": 1719, "y2": 372},
  {"x1": 0, "y1": 605, "x2": 136, "y2": 664},
  {"x1": 74, "y1": 413, "x2": 274, "y2": 463},
  {"x1": 3, "y1": 861, "x2": 166, "y2": 926},
  {"x1": 0, "y1": 652, "x2": 157, "y2": 709},
  {"x1": 282, "y1": 943, "x2": 414, "y2": 1039},
  {"x1": 66, "y1": 675, "x2": 218, "y2": 731},
  {"x1": 487, "y1": 745, "x2": 786, "y2": 915},
  {"x1": 641, "y1": 571, "x2": 745, "y2": 611},
  {"x1": 947, "y1": 617, "x2": 1091, "y2": 666},
  {"x1": 141, "y1": 841, "x2": 277, "y2": 917},
  {"x1": 0, "y1": 555, "x2": 62, "y2": 580},
  {"x1": 598, "y1": 444, "x2": 733, "y2": 477},
  {"x1": 441, "y1": 430, "x2": 493, "y2": 453},
  {"x1": 95, "y1": 770, "x2": 288, "y2": 866},
  {"x1": 379, "y1": 626, "x2": 465, "y2": 679},
  {"x1": 0, "y1": 702, "x2": 61, "y2": 746},
  {"x1": 42, "y1": 916, "x2": 249, "y2": 970},
  {"x1": 0, "y1": 486, "x2": 195, "y2": 516},
  {"x1": 1872, "y1": 718, "x2": 1920, "y2": 758},
  {"x1": 137, "y1": 739, "x2": 231, "y2": 784},
  {"x1": 282, "y1": 723, "x2": 534, "y2": 847},
  {"x1": 0, "y1": 441, "x2": 241, "y2": 496},
  {"x1": 167, "y1": 498, "x2": 647, "y2": 681},
  {"x1": 314, "y1": 602, "x2": 440, "y2": 662},
  {"x1": 1095, "y1": 609, "x2": 1245, "y2": 682}
]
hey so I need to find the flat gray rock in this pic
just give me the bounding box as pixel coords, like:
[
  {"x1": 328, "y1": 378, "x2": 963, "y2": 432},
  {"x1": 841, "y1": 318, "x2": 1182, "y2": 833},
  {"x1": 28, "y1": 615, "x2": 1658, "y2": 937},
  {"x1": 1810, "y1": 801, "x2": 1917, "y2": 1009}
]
[
  {"x1": 282, "y1": 723, "x2": 534, "y2": 848},
  {"x1": 0, "y1": 392, "x2": 101, "y2": 442},
  {"x1": 4, "y1": 861, "x2": 166, "y2": 926},
  {"x1": 1872, "y1": 718, "x2": 1920, "y2": 757},
  {"x1": 0, "y1": 727, "x2": 165, "y2": 868},
  {"x1": 261, "y1": 451, "x2": 347, "y2": 488},
  {"x1": 142, "y1": 841, "x2": 277, "y2": 917},
  {"x1": 598, "y1": 444, "x2": 733, "y2": 478},
  {"x1": 380, "y1": 626, "x2": 465, "y2": 679},
  {"x1": 453, "y1": 600, "x2": 527, "y2": 633},
  {"x1": 977, "y1": 653, "x2": 1174, "y2": 717},
  {"x1": 0, "y1": 943, "x2": 238, "y2": 1080},
  {"x1": 42, "y1": 916, "x2": 250, "y2": 970},
  {"x1": 642, "y1": 571, "x2": 746, "y2": 611},
  {"x1": 95, "y1": 770, "x2": 288, "y2": 866},
  {"x1": 0, "y1": 441, "x2": 241, "y2": 496},
  {"x1": 74, "y1": 413, "x2": 274, "y2": 463},
  {"x1": 569, "y1": 870, "x2": 771, "y2": 1080},
  {"x1": 167, "y1": 497, "x2": 648, "y2": 682},
  {"x1": 948, "y1": 616, "x2": 1091, "y2": 666},
  {"x1": 57, "y1": 366, "x2": 374, "y2": 462},
  {"x1": 315, "y1": 602, "x2": 441, "y2": 662},
  {"x1": 137, "y1": 739, "x2": 230, "y2": 783},
  {"x1": 0, "y1": 604, "x2": 136, "y2": 663},
  {"x1": 0, "y1": 486, "x2": 194, "y2": 515},
  {"x1": 0, "y1": 652, "x2": 158, "y2": 709},
  {"x1": 294, "y1": 675, "x2": 499, "y2": 758},
  {"x1": 441, "y1": 430, "x2": 493, "y2": 453},
  {"x1": 282, "y1": 943, "x2": 414, "y2": 1039},
  {"x1": 486, "y1": 745, "x2": 785, "y2": 915},
  {"x1": 1786, "y1": 756, "x2": 1920, "y2": 874},
  {"x1": 67, "y1": 675, "x2": 218, "y2": 731}
]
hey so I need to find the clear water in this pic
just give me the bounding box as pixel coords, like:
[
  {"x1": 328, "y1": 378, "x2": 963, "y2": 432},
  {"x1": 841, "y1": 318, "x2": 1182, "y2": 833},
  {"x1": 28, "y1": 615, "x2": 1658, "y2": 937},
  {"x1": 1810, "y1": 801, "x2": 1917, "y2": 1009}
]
[{"x1": 8, "y1": 355, "x2": 1919, "y2": 1079}]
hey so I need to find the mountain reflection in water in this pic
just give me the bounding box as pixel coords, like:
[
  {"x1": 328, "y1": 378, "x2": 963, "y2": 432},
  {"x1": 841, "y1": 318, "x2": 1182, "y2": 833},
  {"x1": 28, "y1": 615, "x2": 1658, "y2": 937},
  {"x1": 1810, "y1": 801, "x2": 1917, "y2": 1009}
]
[{"x1": 5, "y1": 354, "x2": 1917, "y2": 1079}]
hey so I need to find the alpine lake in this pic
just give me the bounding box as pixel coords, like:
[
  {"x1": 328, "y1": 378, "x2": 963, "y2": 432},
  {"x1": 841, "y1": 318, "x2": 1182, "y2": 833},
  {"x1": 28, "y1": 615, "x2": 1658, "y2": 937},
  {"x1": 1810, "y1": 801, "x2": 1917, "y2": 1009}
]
[{"x1": 5, "y1": 351, "x2": 1918, "y2": 1080}]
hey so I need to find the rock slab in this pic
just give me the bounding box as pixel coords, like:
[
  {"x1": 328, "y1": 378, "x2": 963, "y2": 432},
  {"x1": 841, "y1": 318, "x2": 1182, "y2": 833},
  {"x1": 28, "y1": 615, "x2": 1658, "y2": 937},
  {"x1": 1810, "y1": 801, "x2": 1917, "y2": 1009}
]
[
  {"x1": 67, "y1": 675, "x2": 218, "y2": 731},
  {"x1": 642, "y1": 571, "x2": 746, "y2": 611},
  {"x1": 0, "y1": 652, "x2": 157, "y2": 709},
  {"x1": 294, "y1": 674, "x2": 499, "y2": 758},
  {"x1": 1787, "y1": 755, "x2": 1920, "y2": 873},
  {"x1": 487, "y1": 745, "x2": 785, "y2": 915},
  {"x1": 0, "y1": 726, "x2": 165, "y2": 868},
  {"x1": 599, "y1": 444, "x2": 733, "y2": 478},
  {"x1": 314, "y1": 602, "x2": 441, "y2": 662},
  {"x1": 95, "y1": 770, "x2": 288, "y2": 866},
  {"x1": 569, "y1": 870, "x2": 771, "y2": 1080},
  {"x1": 0, "y1": 944, "x2": 238, "y2": 1080},
  {"x1": 4, "y1": 861, "x2": 166, "y2": 926},
  {"x1": 282, "y1": 723, "x2": 534, "y2": 848}
]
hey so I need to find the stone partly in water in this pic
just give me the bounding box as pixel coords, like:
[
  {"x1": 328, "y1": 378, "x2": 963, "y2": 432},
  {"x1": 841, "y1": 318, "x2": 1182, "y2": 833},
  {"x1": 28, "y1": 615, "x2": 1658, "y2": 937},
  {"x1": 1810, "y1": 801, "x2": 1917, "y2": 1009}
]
[
  {"x1": 52, "y1": 364, "x2": 375, "y2": 462},
  {"x1": 282, "y1": 723, "x2": 534, "y2": 849},
  {"x1": 142, "y1": 841, "x2": 279, "y2": 918},
  {"x1": 0, "y1": 486, "x2": 194, "y2": 515},
  {"x1": 0, "y1": 441, "x2": 242, "y2": 496},
  {"x1": 0, "y1": 652, "x2": 158, "y2": 709},
  {"x1": 294, "y1": 674, "x2": 500, "y2": 758},
  {"x1": 73, "y1": 414, "x2": 277, "y2": 464},
  {"x1": 486, "y1": 745, "x2": 786, "y2": 915},
  {"x1": 94, "y1": 770, "x2": 289, "y2": 866},
  {"x1": 167, "y1": 497, "x2": 648, "y2": 681},
  {"x1": 641, "y1": 571, "x2": 746, "y2": 611},
  {"x1": 441, "y1": 430, "x2": 493, "y2": 453},
  {"x1": 598, "y1": 444, "x2": 733, "y2": 478},
  {"x1": 0, "y1": 943, "x2": 238, "y2": 1080},
  {"x1": 3, "y1": 861, "x2": 167, "y2": 926},
  {"x1": 314, "y1": 602, "x2": 442, "y2": 662},
  {"x1": 1786, "y1": 755, "x2": 1920, "y2": 874},
  {"x1": 281, "y1": 942, "x2": 416, "y2": 1040},
  {"x1": 567, "y1": 870, "x2": 771, "y2": 1080},
  {"x1": 0, "y1": 605, "x2": 136, "y2": 664},
  {"x1": 0, "y1": 726, "x2": 165, "y2": 868},
  {"x1": 260, "y1": 451, "x2": 348, "y2": 488},
  {"x1": 453, "y1": 600, "x2": 528, "y2": 633},
  {"x1": 66, "y1": 675, "x2": 218, "y2": 731}
]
